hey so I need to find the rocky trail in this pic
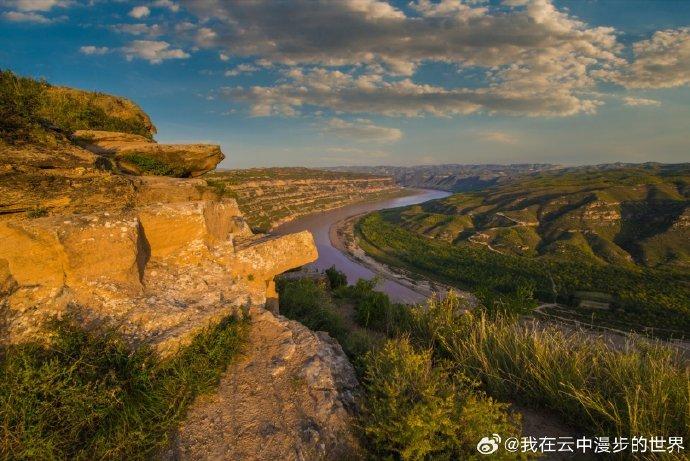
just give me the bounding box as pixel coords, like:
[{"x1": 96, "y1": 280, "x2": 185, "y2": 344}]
[{"x1": 166, "y1": 306, "x2": 361, "y2": 461}]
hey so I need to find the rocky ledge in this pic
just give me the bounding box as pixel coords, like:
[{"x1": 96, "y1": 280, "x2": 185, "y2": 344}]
[{"x1": 74, "y1": 130, "x2": 224, "y2": 177}]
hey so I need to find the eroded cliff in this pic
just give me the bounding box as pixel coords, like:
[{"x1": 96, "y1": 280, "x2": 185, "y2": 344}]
[
  {"x1": 1, "y1": 77, "x2": 361, "y2": 459},
  {"x1": 205, "y1": 168, "x2": 401, "y2": 231}
]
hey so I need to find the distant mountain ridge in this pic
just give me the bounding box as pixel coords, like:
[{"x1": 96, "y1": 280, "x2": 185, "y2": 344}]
[{"x1": 326, "y1": 163, "x2": 561, "y2": 192}]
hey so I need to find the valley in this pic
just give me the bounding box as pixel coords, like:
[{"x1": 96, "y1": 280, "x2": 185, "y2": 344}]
[{"x1": 353, "y1": 164, "x2": 690, "y2": 337}]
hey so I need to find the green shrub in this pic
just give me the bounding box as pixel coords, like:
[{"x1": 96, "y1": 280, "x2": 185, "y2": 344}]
[
  {"x1": 121, "y1": 154, "x2": 187, "y2": 177},
  {"x1": 0, "y1": 315, "x2": 247, "y2": 460},
  {"x1": 277, "y1": 278, "x2": 347, "y2": 342},
  {"x1": 410, "y1": 294, "x2": 690, "y2": 445},
  {"x1": 26, "y1": 206, "x2": 48, "y2": 218},
  {"x1": 337, "y1": 278, "x2": 411, "y2": 334},
  {"x1": 361, "y1": 338, "x2": 522, "y2": 460},
  {"x1": 0, "y1": 69, "x2": 45, "y2": 143},
  {"x1": 325, "y1": 265, "x2": 348, "y2": 290},
  {"x1": 0, "y1": 69, "x2": 152, "y2": 144}
]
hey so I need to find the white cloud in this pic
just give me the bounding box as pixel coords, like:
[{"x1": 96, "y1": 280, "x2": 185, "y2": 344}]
[
  {"x1": 153, "y1": 0, "x2": 179, "y2": 12},
  {"x1": 2, "y1": 10, "x2": 52, "y2": 22},
  {"x1": 613, "y1": 28, "x2": 690, "y2": 89},
  {"x1": 79, "y1": 45, "x2": 109, "y2": 55},
  {"x1": 219, "y1": 52, "x2": 229, "y2": 61},
  {"x1": 224, "y1": 63, "x2": 258, "y2": 77},
  {"x1": 128, "y1": 5, "x2": 150, "y2": 19},
  {"x1": 477, "y1": 130, "x2": 519, "y2": 144},
  {"x1": 121, "y1": 40, "x2": 189, "y2": 64},
  {"x1": 112, "y1": 22, "x2": 163, "y2": 36},
  {"x1": 224, "y1": 67, "x2": 600, "y2": 118},
  {"x1": 623, "y1": 97, "x2": 661, "y2": 107},
  {"x1": 322, "y1": 118, "x2": 403, "y2": 143},
  {"x1": 186, "y1": 0, "x2": 622, "y2": 117},
  {"x1": 9, "y1": 0, "x2": 70, "y2": 11}
]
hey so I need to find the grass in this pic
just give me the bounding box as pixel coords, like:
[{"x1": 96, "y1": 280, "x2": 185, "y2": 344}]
[
  {"x1": 410, "y1": 295, "x2": 690, "y2": 447},
  {"x1": 279, "y1": 270, "x2": 689, "y2": 459},
  {"x1": 276, "y1": 277, "x2": 347, "y2": 343},
  {"x1": 360, "y1": 338, "x2": 522, "y2": 461},
  {"x1": 1, "y1": 69, "x2": 152, "y2": 144},
  {"x1": 277, "y1": 274, "x2": 525, "y2": 460},
  {"x1": 120, "y1": 153, "x2": 187, "y2": 177},
  {"x1": 26, "y1": 206, "x2": 48, "y2": 219},
  {"x1": 0, "y1": 314, "x2": 248, "y2": 460}
]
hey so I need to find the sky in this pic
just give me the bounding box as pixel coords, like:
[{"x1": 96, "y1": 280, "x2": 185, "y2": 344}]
[{"x1": 1, "y1": 0, "x2": 689, "y2": 169}]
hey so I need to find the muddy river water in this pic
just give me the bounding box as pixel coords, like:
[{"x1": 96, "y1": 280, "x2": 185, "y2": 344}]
[{"x1": 274, "y1": 189, "x2": 451, "y2": 303}]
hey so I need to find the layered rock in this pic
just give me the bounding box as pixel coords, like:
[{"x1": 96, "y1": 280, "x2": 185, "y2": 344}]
[
  {"x1": 206, "y1": 168, "x2": 400, "y2": 231},
  {"x1": 0, "y1": 188, "x2": 317, "y2": 355},
  {"x1": 2, "y1": 79, "x2": 362, "y2": 460},
  {"x1": 74, "y1": 130, "x2": 224, "y2": 177}
]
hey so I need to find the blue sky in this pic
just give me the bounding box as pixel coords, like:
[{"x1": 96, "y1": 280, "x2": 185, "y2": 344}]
[{"x1": 1, "y1": 0, "x2": 689, "y2": 169}]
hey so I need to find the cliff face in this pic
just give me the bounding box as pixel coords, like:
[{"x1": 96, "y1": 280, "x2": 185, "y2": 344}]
[
  {"x1": 0, "y1": 165, "x2": 317, "y2": 355},
  {"x1": 206, "y1": 168, "x2": 400, "y2": 231},
  {"x1": 1, "y1": 81, "x2": 362, "y2": 458}
]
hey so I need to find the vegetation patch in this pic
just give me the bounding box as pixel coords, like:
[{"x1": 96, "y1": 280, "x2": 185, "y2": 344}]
[
  {"x1": 0, "y1": 315, "x2": 248, "y2": 460},
  {"x1": 276, "y1": 277, "x2": 347, "y2": 343},
  {"x1": 279, "y1": 268, "x2": 689, "y2": 459},
  {"x1": 357, "y1": 212, "x2": 690, "y2": 335},
  {"x1": 410, "y1": 295, "x2": 690, "y2": 445},
  {"x1": 361, "y1": 338, "x2": 522, "y2": 460},
  {"x1": 120, "y1": 153, "x2": 188, "y2": 177},
  {"x1": 1, "y1": 69, "x2": 152, "y2": 144}
]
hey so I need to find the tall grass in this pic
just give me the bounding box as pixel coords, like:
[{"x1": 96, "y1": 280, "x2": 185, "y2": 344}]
[
  {"x1": 276, "y1": 277, "x2": 347, "y2": 342},
  {"x1": 411, "y1": 295, "x2": 690, "y2": 442},
  {"x1": 0, "y1": 315, "x2": 248, "y2": 460}
]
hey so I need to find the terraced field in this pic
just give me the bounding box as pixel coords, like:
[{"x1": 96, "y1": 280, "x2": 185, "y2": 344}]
[{"x1": 205, "y1": 168, "x2": 401, "y2": 231}]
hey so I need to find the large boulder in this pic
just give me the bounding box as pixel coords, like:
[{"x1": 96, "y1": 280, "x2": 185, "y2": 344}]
[{"x1": 73, "y1": 130, "x2": 224, "y2": 177}]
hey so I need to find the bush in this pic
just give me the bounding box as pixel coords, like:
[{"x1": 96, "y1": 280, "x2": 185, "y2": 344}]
[
  {"x1": 0, "y1": 315, "x2": 247, "y2": 460},
  {"x1": 0, "y1": 69, "x2": 45, "y2": 143},
  {"x1": 410, "y1": 294, "x2": 690, "y2": 444},
  {"x1": 325, "y1": 265, "x2": 347, "y2": 290},
  {"x1": 361, "y1": 338, "x2": 522, "y2": 460},
  {"x1": 121, "y1": 154, "x2": 188, "y2": 177},
  {"x1": 26, "y1": 206, "x2": 48, "y2": 218},
  {"x1": 277, "y1": 278, "x2": 347, "y2": 342},
  {"x1": 337, "y1": 278, "x2": 411, "y2": 334}
]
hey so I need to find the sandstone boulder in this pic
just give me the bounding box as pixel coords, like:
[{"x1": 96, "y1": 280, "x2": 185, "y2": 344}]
[{"x1": 74, "y1": 130, "x2": 224, "y2": 177}]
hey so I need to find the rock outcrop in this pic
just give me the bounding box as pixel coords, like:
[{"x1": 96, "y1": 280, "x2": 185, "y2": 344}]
[
  {"x1": 74, "y1": 130, "x2": 224, "y2": 177},
  {"x1": 1, "y1": 80, "x2": 362, "y2": 460},
  {"x1": 0, "y1": 185, "x2": 317, "y2": 355}
]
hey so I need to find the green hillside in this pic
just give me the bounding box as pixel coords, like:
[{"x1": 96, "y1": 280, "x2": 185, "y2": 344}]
[
  {"x1": 357, "y1": 165, "x2": 690, "y2": 335},
  {"x1": 394, "y1": 165, "x2": 690, "y2": 268}
]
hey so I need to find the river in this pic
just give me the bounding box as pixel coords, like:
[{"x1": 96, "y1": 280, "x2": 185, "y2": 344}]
[{"x1": 273, "y1": 188, "x2": 451, "y2": 303}]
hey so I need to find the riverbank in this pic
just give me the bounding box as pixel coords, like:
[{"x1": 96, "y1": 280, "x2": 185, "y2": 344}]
[
  {"x1": 329, "y1": 212, "x2": 476, "y2": 306},
  {"x1": 273, "y1": 188, "x2": 451, "y2": 303}
]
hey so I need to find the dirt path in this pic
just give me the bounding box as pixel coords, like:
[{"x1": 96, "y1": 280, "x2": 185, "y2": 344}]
[{"x1": 165, "y1": 307, "x2": 361, "y2": 461}]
